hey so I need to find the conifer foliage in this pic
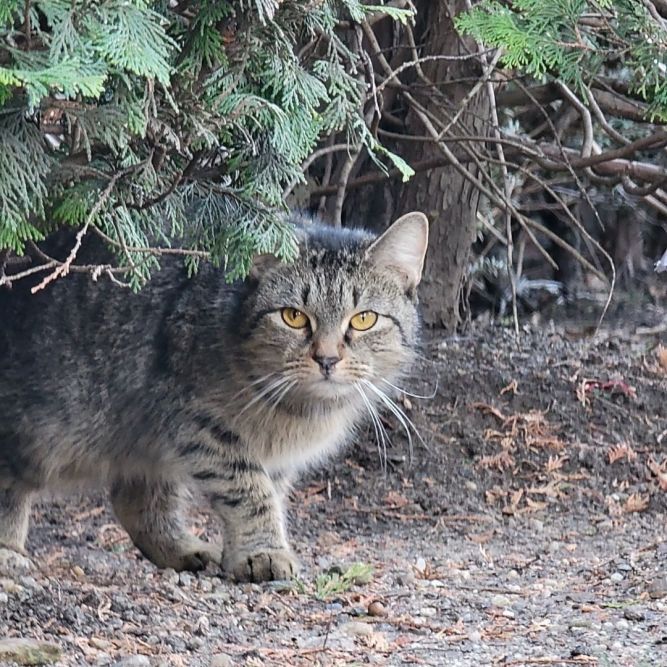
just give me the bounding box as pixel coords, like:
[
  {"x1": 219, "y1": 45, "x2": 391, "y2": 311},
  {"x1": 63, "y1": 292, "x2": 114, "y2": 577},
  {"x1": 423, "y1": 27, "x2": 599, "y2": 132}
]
[{"x1": 0, "y1": 0, "x2": 410, "y2": 287}]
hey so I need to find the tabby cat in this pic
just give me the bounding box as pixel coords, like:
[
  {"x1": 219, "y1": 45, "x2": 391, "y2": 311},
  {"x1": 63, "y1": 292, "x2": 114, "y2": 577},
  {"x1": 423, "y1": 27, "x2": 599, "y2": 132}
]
[{"x1": 0, "y1": 212, "x2": 428, "y2": 582}]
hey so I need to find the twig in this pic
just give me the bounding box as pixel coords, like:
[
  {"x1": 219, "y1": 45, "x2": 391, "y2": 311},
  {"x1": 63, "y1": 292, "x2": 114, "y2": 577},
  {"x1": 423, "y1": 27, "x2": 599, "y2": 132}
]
[{"x1": 31, "y1": 172, "x2": 121, "y2": 293}]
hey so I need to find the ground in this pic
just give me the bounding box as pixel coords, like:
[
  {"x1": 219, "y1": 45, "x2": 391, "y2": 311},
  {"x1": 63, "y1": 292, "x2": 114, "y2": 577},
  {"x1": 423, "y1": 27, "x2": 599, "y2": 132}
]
[{"x1": 1, "y1": 313, "x2": 666, "y2": 667}]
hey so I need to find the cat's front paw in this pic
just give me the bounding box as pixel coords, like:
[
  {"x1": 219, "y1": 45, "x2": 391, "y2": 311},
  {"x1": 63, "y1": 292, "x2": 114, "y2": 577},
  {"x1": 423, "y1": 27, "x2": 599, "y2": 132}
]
[{"x1": 228, "y1": 549, "x2": 298, "y2": 582}]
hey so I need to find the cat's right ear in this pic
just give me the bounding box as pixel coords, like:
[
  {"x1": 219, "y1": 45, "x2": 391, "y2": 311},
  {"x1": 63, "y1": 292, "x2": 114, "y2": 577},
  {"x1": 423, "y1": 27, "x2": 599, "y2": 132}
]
[{"x1": 249, "y1": 253, "x2": 282, "y2": 281}]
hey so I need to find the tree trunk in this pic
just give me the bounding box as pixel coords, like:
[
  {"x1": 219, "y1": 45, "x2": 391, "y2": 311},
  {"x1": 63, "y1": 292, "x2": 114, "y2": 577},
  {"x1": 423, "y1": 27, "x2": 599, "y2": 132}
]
[{"x1": 393, "y1": 0, "x2": 490, "y2": 330}]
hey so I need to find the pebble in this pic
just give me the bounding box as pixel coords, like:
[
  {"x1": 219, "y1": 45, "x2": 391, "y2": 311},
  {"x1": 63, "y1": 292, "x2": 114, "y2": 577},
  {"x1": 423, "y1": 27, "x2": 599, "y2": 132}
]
[
  {"x1": 491, "y1": 594, "x2": 512, "y2": 608},
  {"x1": 615, "y1": 619, "x2": 630, "y2": 630},
  {"x1": 648, "y1": 577, "x2": 667, "y2": 599},
  {"x1": 341, "y1": 621, "x2": 375, "y2": 637},
  {"x1": 161, "y1": 568, "x2": 179, "y2": 585},
  {"x1": 468, "y1": 630, "x2": 482, "y2": 643},
  {"x1": 368, "y1": 600, "x2": 388, "y2": 617},
  {"x1": 420, "y1": 606, "x2": 438, "y2": 617},
  {"x1": 623, "y1": 608, "x2": 645, "y2": 622},
  {"x1": 18, "y1": 575, "x2": 42, "y2": 591},
  {"x1": 178, "y1": 571, "x2": 195, "y2": 587},
  {"x1": 210, "y1": 654, "x2": 235, "y2": 667},
  {"x1": 0, "y1": 548, "x2": 34, "y2": 576},
  {"x1": 610, "y1": 572, "x2": 624, "y2": 583},
  {"x1": 112, "y1": 657, "x2": 150, "y2": 667},
  {"x1": 195, "y1": 614, "x2": 210, "y2": 635},
  {"x1": 89, "y1": 638, "x2": 113, "y2": 650}
]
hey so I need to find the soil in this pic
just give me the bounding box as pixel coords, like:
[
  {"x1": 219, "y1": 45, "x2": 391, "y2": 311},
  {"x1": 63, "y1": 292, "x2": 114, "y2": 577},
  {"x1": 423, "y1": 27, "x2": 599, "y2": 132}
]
[{"x1": 1, "y1": 308, "x2": 666, "y2": 667}]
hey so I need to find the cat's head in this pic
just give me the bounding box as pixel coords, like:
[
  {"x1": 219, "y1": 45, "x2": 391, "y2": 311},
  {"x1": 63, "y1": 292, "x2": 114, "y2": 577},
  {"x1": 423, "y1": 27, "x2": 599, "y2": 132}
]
[{"x1": 234, "y1": 212, "x2": 428, "y2": 409}]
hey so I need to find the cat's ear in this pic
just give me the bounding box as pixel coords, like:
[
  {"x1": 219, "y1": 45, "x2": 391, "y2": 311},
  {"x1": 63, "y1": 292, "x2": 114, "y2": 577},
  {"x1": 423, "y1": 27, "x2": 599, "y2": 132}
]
[
  {"x1": 249, "y1": 227, "x2": 305, "y2": 280},
  {"x1": 249, "y1": 253, "x2": 281, "y2": 280},
  {"x1": 365, "y1": 212, "x2": 429, "y2": 290}
]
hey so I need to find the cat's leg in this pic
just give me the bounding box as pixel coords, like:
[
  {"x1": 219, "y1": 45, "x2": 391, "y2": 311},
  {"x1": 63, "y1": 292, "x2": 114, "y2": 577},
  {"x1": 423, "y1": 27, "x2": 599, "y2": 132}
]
[
  {"x1": 196, "y1": 460, "x2": 297, "y2": 582},
  {"x1": 0, "y1": 486, "x2": 35, "y2": 574},
  {"x1": 110, "y1": 477, "x2": 221, "y2": 572}
]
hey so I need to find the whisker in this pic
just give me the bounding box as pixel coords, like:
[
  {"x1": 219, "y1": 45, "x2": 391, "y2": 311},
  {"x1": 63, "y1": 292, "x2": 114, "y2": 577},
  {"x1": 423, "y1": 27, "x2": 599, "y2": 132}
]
[
  {"x1": 380, "y1": 377, "x2": 438, "y2": 400},
  {"x1": 237, "y1": 376, "x2": 291, "y2": 417},
  {"x1": 354, "y1": 382, "x2": 389, "y2": 473},
  {"x1": 266, "y1": 379, "x2": 298, "y2": 417},
  {"x1": 361, "y1": 379, "x2": 430, "y2": 461}
]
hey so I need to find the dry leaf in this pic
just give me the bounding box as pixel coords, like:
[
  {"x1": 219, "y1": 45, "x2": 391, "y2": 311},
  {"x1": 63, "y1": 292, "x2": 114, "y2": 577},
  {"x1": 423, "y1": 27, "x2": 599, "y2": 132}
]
[
  {"x1": 648, "y1": 458, "x2": 667, "y2": 492},
  {"x1": 657, "y1": 344, "x2": 667, "y2": 373},
  {"x1": 500, "y1": 380, "x2": 519, "y2": 395},
  {"x1": 608, "y1": 443, "x2": 638, "y2": 464},
  {"x1": 623, "y1": 493, "x2": 650, "y2": 513},
  {"x1": 478, "y1": 450, "x2": 515, "y2": 471}
]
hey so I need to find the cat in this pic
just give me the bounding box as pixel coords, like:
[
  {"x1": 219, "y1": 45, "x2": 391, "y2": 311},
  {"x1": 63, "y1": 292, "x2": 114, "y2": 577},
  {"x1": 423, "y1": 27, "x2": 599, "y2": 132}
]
[{"x1": 0, "y1": 211, "x2": 428, "y2": 582}]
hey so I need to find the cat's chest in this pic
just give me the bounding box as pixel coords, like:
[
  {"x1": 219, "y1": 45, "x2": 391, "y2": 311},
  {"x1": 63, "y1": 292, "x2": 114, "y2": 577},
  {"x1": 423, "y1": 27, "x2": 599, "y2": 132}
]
[{"x1": 235, "y1": 407, "x2": 358, "y2": 472}]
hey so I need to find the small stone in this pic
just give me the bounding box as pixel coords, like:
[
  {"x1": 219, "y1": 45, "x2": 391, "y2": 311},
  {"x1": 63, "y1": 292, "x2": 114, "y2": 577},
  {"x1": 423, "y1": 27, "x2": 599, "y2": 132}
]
[
  {"x1": 648, "y1": 578, "x2": 667, "y2": 599},
  {"x1": 89, "y1": 638, "x2": 113, "y2": 651},
  {"x1": 615, "y1": 619, "x2": 630, "y2": 630},
  {"x1": 112, "y1": 657, "x2": 150, "y2": 667},
  {"x1": 210, "y1": 654, "x2": 235, "y2": 667},
  {"x1": 623, "y1": 608, "x2": 645, "y2": 622},
  {"x1": 367, "y1": 600, "x2": 387, "y2": 617},
  {"x1": 529, "y1": 519, "x2": 544, "y2": 532},
  {"x1": 415, "y1": 557, "x2": 427, "y2": 574},
  {"x1": 199, "y1": 579, "x2": 213, "y2": 593},
  {"x1": 491, "y1": 594, "x2": 512, "y2": 608},
  {"x1": 468, "y1": 630, "x2": 482, "y2": 643},
  {"x1": 419, "y1": 606, "x2": 437, "y2": 617},
  {"x1": 72, "y1": 565, "x2": 86, "y2": 579},
  {"x1": 19, "y1": 576, "x2": 42, "y2": 591},
  {"x1": 341, "y1": 621, "x2": 375, "y2": 637},
  {"x1": 161, "y1": 569, "x2": 179, "y2": 585},
  {"x1": 195, "y1": 615, "x2": 210, "y2": 635},
  {"x1": 0, "y1": 638, "x2": 61, "y2": 665},
  {"x1": 465, "y1": 481, "x2": 478, "y2": 492},
  {"x1": 0, "y1": 548, "x2": 33, "y2": 576},
  {"x1": 178, "y1": 571, "x2": 195, "y2": 587},
  {"x1": 610, "y1": 572, "x2": 624, "y2": 583}
]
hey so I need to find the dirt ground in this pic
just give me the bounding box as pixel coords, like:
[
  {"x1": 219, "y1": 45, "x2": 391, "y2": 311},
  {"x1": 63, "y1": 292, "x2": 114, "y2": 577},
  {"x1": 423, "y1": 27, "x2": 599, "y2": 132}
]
[{"x1": 1, "y1": 305, "x2": 666, "y2": 667}]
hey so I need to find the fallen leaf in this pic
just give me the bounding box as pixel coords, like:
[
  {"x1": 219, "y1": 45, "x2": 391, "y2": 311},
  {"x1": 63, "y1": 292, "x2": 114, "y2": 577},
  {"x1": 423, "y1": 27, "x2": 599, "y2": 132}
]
[
  {"x1": 608, "y1": 443, "x2": 638, "y2": 464},
  {"x1": 657, "y1": 344, "x2": 667, "y2": 373},
  {"x1": 623, "y1": 493, "x2": 650, "y2": 513}
]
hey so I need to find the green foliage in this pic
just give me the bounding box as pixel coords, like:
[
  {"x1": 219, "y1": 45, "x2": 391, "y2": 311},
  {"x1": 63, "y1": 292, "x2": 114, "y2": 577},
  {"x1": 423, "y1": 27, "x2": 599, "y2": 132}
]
[
  {"x1": 456, "y1": 0, "x2": 667, "y2": 119},
  {"x1": 0, "y1": 0, "x2": 409, "y2": 285},
  {"x1": 289, "y1": 562, "x2": 374, "y2": 600}
]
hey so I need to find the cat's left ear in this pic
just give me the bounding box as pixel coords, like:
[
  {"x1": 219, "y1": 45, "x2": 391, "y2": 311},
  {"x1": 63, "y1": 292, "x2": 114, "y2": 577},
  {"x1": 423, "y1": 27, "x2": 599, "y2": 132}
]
[{"x1": 365, "y1": 212, "x2": 429, "y2": 290}]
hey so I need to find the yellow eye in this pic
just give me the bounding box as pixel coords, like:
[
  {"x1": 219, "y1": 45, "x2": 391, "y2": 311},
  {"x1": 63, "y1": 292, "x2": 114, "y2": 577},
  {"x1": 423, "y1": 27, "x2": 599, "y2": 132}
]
[
  {"x1": 349, "y1": 311, "x2": 378, "y2": 331},
  {"x1": 281, "y1": 308, "x2": 309, "y2": 329}
]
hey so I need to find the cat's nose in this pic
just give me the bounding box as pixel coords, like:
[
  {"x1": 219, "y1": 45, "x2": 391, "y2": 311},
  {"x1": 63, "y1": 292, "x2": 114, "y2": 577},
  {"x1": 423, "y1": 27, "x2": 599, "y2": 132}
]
[{"x1": 313, "y1": 355, "x2": 341, "y2": 376}]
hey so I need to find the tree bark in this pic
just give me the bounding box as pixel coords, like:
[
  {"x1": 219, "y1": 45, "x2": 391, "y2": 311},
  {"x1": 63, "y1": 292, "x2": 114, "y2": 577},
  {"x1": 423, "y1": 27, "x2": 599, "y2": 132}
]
[{"x1": 393, "y1": 0, "x2": 490, "y2": 330}]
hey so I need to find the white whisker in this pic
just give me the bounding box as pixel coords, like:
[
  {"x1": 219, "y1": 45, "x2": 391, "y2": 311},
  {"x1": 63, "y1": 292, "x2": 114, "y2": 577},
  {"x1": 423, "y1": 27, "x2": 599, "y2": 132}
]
[
  {"x1": 380, "y1": 377, "x2": 438, "y2": 400},
  {"x1": 354, "y1": 382, "x2": 389, "y2": 472},
  {"x1": 361, "y1": 379, "x2": 430, "y2": 461},
  {"x1": 237, "y1": 376, "x2": 291, "y2": 417}
]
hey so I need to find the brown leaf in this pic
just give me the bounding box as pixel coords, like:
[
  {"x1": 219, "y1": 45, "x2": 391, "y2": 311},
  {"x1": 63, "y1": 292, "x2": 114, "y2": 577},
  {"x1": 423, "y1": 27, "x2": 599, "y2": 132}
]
[
  {"x1": 607, "y1": 443, "x2": 638, "y2": 464},
  {"x1": 657, "y1": 344, "x2": 667, "y2": 373},
  {"x1": 623, "y1": 493, "x2": 650, "y2": 514},
  {"x1": 647, "y1": 458, "x2": 667, "y2": 491}
]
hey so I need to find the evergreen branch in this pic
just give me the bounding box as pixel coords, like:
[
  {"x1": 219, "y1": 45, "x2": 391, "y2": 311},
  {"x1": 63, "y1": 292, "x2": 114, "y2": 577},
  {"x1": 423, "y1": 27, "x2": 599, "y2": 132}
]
[{"x1": 31, "y1": 170, "x2": 123, "y2": 293}]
